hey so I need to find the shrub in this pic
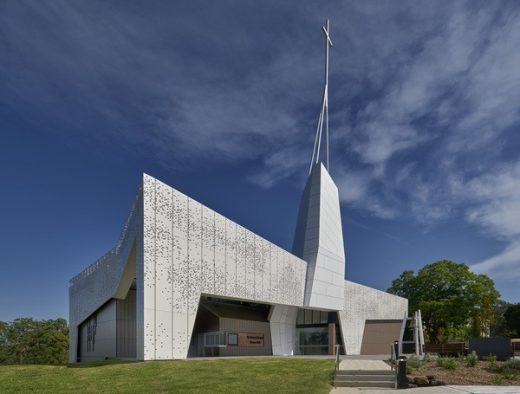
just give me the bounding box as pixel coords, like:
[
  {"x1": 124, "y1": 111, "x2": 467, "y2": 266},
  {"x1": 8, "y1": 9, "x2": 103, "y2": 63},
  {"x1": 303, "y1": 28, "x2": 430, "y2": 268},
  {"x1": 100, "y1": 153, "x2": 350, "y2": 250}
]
[
  {"x1": 500, "y1": 368, "x2": 518, "y2": 380},
  {"x1": 483, "y1": 354, "x2": 496, "y2": 362},
  {"x1": 502, "y1": 358, "x2": 520, "y2": 371},
  {"x1": 466, "y1": 351, "x2": 478, "y2": 367},
  {"x1": 496, "y1": 358, "x2": 520, "y2": 379},
  {"x1": 436, "y1": 357, "x2": 457, "y2": 370},
  {"x1": 407, "y1": 355, "x2": 424, "y2": 369},
  {"x1": 492, "y1": 375, "x2": 504, "y2": 385},
  {"x1": 424, "y1": 353, "x2": 437, "y2": 363},
  {"x1": 483, "y1": 354, "x2": 497, "y2": 368}
]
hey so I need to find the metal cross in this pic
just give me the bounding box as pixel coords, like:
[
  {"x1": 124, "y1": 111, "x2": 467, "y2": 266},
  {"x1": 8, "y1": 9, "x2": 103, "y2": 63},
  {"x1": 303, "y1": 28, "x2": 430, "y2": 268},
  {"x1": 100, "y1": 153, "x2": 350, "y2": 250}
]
[{"x1": 322, "y1": 21, "x2": 333, "y2": 48}]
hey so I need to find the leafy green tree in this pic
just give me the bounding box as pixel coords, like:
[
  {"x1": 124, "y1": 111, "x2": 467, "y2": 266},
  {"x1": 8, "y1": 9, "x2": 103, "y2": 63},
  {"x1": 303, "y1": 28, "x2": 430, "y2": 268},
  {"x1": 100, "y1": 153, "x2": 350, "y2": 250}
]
[
  {"x1": 505, "y1": 304, "x2": 520, "y2": 337},
  {"x1": 490, "y1": 300, "x2": 514, "y2": 337},
  {"x1": 0, "y1": 318, "x2": 68, "y2": 364},
  {"x1": 388, "y1": 260, "x2": 500, "y2": 343},
  {"x1": 0, "y1": 321, "x2": 8, "y2": 363}
]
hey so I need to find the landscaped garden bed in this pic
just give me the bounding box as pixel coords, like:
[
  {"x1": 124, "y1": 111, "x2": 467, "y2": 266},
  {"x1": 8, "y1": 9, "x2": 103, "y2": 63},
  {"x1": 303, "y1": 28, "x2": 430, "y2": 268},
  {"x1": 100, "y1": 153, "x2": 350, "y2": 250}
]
[{"x1": 406, "y1": 354, "x2": 520, "y2": 387}]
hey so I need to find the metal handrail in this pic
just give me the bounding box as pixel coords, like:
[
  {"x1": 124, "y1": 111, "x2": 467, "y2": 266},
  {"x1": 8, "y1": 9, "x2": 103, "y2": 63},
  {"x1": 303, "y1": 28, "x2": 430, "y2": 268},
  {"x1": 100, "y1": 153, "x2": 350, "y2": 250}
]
[
  {"x1": 333, "y1": 344, "x2": 341, "y2": 389},
  {"x1": 335, "y1": 344, "x2": 340, "y2": 371},
  {"x1": 390, "y1": 343, "x2": 398, "y2": 389}
]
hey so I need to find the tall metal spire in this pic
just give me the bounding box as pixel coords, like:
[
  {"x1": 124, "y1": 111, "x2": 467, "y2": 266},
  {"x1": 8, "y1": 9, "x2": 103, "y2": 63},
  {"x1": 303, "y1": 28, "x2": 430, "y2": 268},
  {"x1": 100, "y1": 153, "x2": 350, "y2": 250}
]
[{"x1": 309, "y1": 19, "x2": 333, "y2": 175}]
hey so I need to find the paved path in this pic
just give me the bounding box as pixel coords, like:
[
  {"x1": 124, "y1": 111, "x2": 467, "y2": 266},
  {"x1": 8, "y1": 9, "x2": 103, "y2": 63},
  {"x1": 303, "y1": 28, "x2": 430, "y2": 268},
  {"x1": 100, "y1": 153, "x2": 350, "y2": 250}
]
[
  {"x1": 330, "y1": 386, "x2": 520, "y2": 393},
  {"x1": 338, "y1": 359, "x2": 391, "y2": 371},
  {"x1": 331, "y1": 359, "x2": 520, "y2": 394}
]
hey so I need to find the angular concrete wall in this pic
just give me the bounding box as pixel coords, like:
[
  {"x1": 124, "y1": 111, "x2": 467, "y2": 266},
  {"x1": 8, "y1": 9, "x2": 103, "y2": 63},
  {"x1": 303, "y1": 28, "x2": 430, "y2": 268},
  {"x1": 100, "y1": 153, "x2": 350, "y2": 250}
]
[
  {"x1": 269, "y1": 305, "x2": 298, "y2": 356},
  {"x1": 339, "y1": 280, "x2": 408, "y2": 355},
  {"x1": 116, "y1": 289, "x2": 136, "y2": 358},
  {"x1": 141, "y1": 174, "x2": 307, "y2": 360},
  {"x1": 293, "y1": 163, "x2": 345, "y2": 310},
  {"x1": 78, "y1": 300, "x2": 117, "y2": 362},
  {"x1": 69, "y1": 189, "x2": 143, "y2": 363},
  {"x1": 70, "y1": 171, "x2": 410, "y2": 361}
]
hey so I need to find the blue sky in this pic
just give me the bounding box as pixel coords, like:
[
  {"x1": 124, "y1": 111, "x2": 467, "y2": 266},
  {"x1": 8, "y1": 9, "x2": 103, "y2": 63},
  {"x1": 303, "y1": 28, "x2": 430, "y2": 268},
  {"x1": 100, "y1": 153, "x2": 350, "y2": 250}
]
[{"x1": 1, "y1": 0, "x2": 519, "y2": 322}]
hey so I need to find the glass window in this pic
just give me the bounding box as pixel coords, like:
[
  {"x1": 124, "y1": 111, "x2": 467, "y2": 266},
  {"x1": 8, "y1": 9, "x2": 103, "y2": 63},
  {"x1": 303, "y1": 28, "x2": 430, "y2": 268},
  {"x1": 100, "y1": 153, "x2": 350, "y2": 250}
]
[
  {"x1": 321, "y1": 311, "x2": 328, "y2": 324},
  {"x1": 304, "y1": 309, "x2": 312, "y2": 325},
  {"x1": 228, "y1": 333, "x2": 238, "y2": 346},
  {"x1": 297, "y1": 327, "x2": 329, "y2": 355},
  {"x1": 313, "y1": 310, "x2": 322, "y2": 324},
  {"x1": 297, "y1": 309, "x2": 304, "y2": 325},
  {"x1": 204, "y1": 331, "x2": 226, "y2": 347}
]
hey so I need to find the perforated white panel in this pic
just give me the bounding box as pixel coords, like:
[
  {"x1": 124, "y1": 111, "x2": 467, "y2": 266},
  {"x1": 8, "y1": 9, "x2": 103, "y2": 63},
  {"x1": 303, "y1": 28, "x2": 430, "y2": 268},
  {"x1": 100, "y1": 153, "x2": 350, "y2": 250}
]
[
  {"x1": 339, "y1": 280, "x2": 408, "y2": 355},
  {"x1": 140, "y1": 174, "x2": 307, "y2": 359},
  {"x1": 69, "y1": 186, "x2": 143, "y2": 363}
]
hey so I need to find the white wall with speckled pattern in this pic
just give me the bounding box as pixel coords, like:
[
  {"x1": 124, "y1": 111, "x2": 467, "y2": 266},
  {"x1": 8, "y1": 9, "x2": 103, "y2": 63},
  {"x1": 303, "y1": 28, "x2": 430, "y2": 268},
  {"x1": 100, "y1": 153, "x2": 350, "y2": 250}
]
[{"x1": 339, "y1": 280, "x2": 408, "y2": 355}]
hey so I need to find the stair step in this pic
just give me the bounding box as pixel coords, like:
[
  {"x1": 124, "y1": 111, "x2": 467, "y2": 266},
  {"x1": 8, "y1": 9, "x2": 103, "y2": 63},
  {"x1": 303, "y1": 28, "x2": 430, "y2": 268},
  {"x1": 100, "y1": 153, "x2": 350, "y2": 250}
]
[
  {"x1": 334, "y1": 375, "x2": 394, "y2": 381},
  {"x1": 335, "y1": 370, "x2": 394, "y2": 376},
  {"x1": 333, "y1": 380, "x2": 395, "y2": 388}
]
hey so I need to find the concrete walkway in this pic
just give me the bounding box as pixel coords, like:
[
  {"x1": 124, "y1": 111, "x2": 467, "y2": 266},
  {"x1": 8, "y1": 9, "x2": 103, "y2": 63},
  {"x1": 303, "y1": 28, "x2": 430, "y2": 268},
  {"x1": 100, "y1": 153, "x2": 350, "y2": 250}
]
[
  {"x1": 331, "y1": 358, "x2": 520, "y2": 394},
  {"x1": 338, "y1": 359, "x2": 391, "y2": 371},
  {"x1": 330, "y1": 386, "x2": 520, "y2": 393}
]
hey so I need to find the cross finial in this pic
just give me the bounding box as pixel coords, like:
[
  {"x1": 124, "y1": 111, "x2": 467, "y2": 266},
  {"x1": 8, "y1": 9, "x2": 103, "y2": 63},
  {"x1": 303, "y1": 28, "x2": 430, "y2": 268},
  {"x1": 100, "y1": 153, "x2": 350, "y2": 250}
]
[
  {"x1": 309, "y1": 19, "x2": 333, "y2": 175},
  {"x1": 322, "y1": 19, "x2": 333, "y2": 47}
]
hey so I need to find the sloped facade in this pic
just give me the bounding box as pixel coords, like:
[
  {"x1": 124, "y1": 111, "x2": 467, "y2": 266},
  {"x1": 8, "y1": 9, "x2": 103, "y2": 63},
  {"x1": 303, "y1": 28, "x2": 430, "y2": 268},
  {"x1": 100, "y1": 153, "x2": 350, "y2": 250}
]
[{"x1": 69, "y1": 168, "x2": 407, "y2": 362}]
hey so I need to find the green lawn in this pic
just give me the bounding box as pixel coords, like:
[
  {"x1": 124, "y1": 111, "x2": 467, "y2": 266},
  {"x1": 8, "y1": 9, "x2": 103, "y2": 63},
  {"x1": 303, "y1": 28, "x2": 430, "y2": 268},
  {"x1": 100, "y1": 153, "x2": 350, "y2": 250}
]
[{"x1": 0, "y1": 358, "x2": 334, "y2": 393}]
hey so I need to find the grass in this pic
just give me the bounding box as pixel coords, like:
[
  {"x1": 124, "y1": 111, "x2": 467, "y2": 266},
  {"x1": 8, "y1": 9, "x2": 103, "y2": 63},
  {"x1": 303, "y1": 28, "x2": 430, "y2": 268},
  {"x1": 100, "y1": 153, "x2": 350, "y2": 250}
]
[{"x1": 0, "y1": 357, "x2": 334, "y2": 394}]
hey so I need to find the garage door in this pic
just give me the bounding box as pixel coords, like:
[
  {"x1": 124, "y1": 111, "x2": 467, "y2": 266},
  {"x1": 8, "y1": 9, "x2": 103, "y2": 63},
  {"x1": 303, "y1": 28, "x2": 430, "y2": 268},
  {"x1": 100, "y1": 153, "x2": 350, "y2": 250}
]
[{"x1": 360, "y1": 319, "x2": 402, "y2": 355}]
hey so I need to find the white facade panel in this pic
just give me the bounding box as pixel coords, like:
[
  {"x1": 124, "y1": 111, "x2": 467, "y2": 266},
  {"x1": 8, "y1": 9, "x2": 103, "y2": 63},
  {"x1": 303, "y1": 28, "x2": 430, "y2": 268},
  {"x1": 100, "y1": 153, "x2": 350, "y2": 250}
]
[
  {"x1": 225, "y1": 220, "x2": 237, "y2": 298},
  {"x1": 214, "y1": 212, "x2": 226, "y2": 296},
  {"x1": 142, "y1": 174, "x2": 156, "y2": 360},
  {"x1": 254, "y1": 235, "x2": 262, "y2": 300},
  {"x1": 245, "y1": 231, "x2": 255, "y2": 300},
  {"x1": 340, "y1": 280, "x2": 408, "y2": 355},
  {"x1": 293, "y1": 163, "x2": 345, "y2": 311},
  {"x1": 269, "y1": 305, "x2": 298, "y2": 356},
  {"x1": 78, "y1": 300, "x2": 117, "y2": 362},
  {"x1": 187, "y1": 198, "x2": 202, "y2": 349},
  {"x1": 261, "y1": 238, "x2": 270, "y2": 301},
  {"x1": 69, "y1": 174, "x2": 144, "y2": 363},
  {"x1": 171, "y1": 188, "x2": 189, "y2": 359},
  {"x1": 235, "y1": 225, "x2": 247, "y2": 298},
  {"x1": 70, "y1": 171, "x2": 407, "y2": 362},
  {"x1": 154, "y1": 181, "x2": 173, "y2": 359},
  {"x1": 201, "y1": 206, "x2": 215, "y2": 295},
  {"x1": 137, "y1": 174, "x2": 306, "y2": 359}
]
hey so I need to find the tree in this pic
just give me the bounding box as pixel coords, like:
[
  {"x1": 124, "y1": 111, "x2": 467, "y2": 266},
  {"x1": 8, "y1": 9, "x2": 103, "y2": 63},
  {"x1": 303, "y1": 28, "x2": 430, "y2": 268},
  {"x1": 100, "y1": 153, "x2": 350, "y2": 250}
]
[
  {"x1": 388, "y1": 260, "x2": 500, "y2": 343},
  {"x1": 490, "y1": 300, "x2": 514, "y2": 337},
  {"x1": 505, "y1": 303, "x2": 520, "y2": 337},
  {"x1": 0, "y1": 318, "x2": 68, "y2": 364}
]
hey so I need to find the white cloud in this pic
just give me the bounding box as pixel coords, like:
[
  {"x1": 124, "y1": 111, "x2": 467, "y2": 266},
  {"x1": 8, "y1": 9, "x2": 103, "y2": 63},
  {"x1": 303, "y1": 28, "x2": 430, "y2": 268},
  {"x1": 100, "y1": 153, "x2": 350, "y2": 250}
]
[
  {"x1": 336, "y1": 170, "x2": 371, "y2": 203},
  {"x1": 472, "y1": 242, "x2": 520, "y2": 279},
  {"x1": 463, "y1": 162, "x2": 520, "y2": 239},
  {"x1": 2, "y1": 1, "x2": 520, "y2": 277}
]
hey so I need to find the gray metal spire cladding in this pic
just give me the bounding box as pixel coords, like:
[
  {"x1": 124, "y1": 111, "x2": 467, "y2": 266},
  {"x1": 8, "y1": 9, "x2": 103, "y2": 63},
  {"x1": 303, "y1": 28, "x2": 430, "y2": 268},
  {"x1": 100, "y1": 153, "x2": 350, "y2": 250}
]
[{"x1": 309, "y1": 19, "x2": 333, "y2": 174}]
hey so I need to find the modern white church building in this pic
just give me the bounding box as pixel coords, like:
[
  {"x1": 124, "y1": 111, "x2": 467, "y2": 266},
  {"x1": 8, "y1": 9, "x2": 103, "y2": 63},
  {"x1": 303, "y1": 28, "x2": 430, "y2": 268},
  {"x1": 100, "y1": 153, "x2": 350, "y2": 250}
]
[{"x1": 68, "y1": 21, "x2": 407, "y2": 363}]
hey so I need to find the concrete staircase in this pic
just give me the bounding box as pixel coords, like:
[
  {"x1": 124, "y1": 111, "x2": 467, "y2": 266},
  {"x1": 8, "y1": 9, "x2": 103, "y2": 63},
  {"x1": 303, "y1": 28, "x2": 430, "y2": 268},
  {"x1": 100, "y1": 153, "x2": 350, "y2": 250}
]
[{"x1": 333, "y1": 369, "x2": 395, "y2": 388}]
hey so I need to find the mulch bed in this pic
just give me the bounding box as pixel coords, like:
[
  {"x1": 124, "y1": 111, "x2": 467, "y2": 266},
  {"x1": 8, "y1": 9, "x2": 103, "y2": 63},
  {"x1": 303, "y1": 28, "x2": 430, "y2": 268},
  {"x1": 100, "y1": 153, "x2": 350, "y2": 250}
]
[{"x1": 407, "y1": 360, "x2": 520, "y2": 386}]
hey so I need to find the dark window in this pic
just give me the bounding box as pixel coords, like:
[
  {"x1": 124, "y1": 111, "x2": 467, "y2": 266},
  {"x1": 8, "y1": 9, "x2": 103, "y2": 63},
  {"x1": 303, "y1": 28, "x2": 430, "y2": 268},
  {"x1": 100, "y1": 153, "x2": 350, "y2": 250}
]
[{"x1": 86, "y1": 314, "x2": 97, "y2": 352}]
